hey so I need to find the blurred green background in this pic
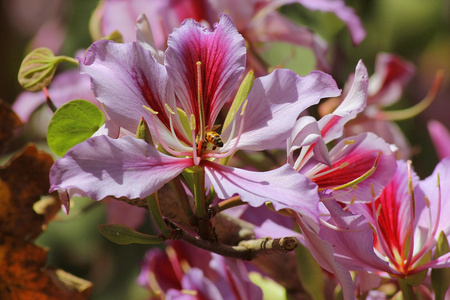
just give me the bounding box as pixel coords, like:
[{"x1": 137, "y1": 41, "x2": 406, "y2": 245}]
[{"x1": 1, "y1": 0, "x2": 449, "y2": 299}]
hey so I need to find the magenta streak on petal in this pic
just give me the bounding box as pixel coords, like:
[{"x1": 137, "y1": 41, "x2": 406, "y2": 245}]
[
  {"x1": 172, "y1": 0, "x2": 212, "y2": 24},
  {"x1": 178, "y1": 30, "x2": 231, "y2": 131},
  {"x1": 371, "y1": 182, "x2": 404, "y2": 268},
  {"x1": 312, "y1": 150, "x2": 379, "y2": 190},
  {"x1": 320, "y1": 114, "x2": 342, "y2": 138},
  {"x1": 134, "y1": 68, "x2": 190, "y2": 145}
]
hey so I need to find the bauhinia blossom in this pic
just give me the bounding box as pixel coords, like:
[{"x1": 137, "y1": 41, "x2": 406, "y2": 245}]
[
  {"x1": 304, "y1": 159, "x2": 450, "y2": 298},
  {"x1": 50, "y1": 15, "x2": 342, "y2": 219},
  {"x1": 137, "y1": 241, "x2": 263, "y2": 299},
  {"x1": 94, "y1": 0, "x2": 366, "y2": 72},
  {"x1": 288, "y1": 60, "x2": 397, "y2": 207}
]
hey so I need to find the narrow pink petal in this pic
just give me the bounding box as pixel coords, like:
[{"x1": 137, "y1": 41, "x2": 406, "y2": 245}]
[
  {"x1": 223, "y1": 69, "x2": 341, "y2": 151},
  {"x1": 165, "y1": 14, "x2": 246, "y2": 127},
  {"x1": 312, "y1": 133, "x2": 396, "y2": 203},
  {"x1": 428, "y1": 120, "x2": 450, "y2": 160},
  {"x1": 319, "y1": 60, "x2": 369, "y2": 143},
  {"x1": 99, "y1": 0, "x2": 169, "y2": 47},
  {"x1": 368, "y1": 53, "x2": 415, "y2": 107},
  {"x1": 287, "y1": 116, "x2": 331, "y2": 167},
  {"x1": 50, "y1": 135, "x2": 193, "y2": 200},
  {"x1": 204, "y1": 162, "x2": 320, "y2": 223},
  {"x1": 418, "y1": 157, "x2": 450, "y2": 237}
]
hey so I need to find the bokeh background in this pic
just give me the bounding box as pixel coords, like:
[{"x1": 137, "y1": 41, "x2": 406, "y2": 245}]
[{"x1": 1, "y1": 0, "x2": 449, "y2": 299}]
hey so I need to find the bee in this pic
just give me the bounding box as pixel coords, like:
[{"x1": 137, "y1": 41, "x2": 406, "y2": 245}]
[{"x1": 197, "y1": 125, "x2": 223, "y2": 150}]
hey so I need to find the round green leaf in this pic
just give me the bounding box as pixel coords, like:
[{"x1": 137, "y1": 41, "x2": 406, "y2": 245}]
[
  {"x1": 47, "y1": 100, "x2": 105, "y2": 156},
  {"x1": 18, "y1": 47, "x2": 59, "y2": 91}
]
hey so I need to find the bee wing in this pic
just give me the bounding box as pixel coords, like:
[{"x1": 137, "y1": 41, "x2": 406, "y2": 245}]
[{"x1": 210, "y1": 124, "x2": 221, "y2": 131}]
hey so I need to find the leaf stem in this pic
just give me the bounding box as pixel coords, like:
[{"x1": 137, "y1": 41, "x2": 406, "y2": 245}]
[{"x1": 146, "y1": 192, "x2": 172, "y2": 237}]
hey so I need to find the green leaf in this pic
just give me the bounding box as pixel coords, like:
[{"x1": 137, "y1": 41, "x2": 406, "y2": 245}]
[
  {"x1": 296, "y1": 243, "x2": 325, "y2": 300},
  {"x1": 97, "y1": 224, "x2": 165, "y2": 245},
  {"x1": 431, "y1": 232, "x2": 450, "y2": 300},
  {"x1": 223, "y1": 69, "x2": 254, "y2": 131},
  {"x1": 47, "y1": 100, "x2": 105, "y2": 156},
  {"x1": 18, "y1": 48, "x2": 60, "y2": 91}
]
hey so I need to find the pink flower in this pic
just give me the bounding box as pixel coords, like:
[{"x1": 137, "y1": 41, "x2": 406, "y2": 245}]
[
  {"x1": 288, "y1": 60, "x2": 397, "y2": 206},
  {"x1": 319, "y1": 53, "x2": 416, "y2": 159},
  {"x1": 50, "y1": 15, "x2": 341, "y2": 218},
  {"x1": 138, "y1": 241, "x2": 263, "y2": 299},
  {"x1": 95, "y1": 0, "x2": 366, "y2": 72},
  {"x1": 305, "y1": 158, "x2": 450, "y2": 297}
]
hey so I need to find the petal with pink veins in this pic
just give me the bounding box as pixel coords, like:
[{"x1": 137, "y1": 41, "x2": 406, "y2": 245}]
[
  {"x1": 310, "y1": 133, "x2": 396, "y2": 203},
  {"x1": 320, "y1": 201, "x2": 392, "y2": 273},
  {"x1": 165, "y1": 14, "x2": 246, "y2": 127},
  {"x1": 223, "y1": 69, "x2": 341, "y2": 151},
  {"x1": 204, "y1": 162, "x2": 320, "y2": 223},
  {"x1": 50, "y1": 135, "x2": 194, "y2": 200}
]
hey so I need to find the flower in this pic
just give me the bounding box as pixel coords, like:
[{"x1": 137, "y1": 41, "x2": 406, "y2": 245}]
[
  {"x1": 50, "y1": 15, "x2": 341, "y2": 219},
  {"x1": 319, "y1": 53, "x2": 416, "y2": 159},
  {"x1": 301, "y1": 158, "x2": 450, "y2": 298},
  {"x1": 94, "y1": 0, "x2": 366, "y2": 72},
  {"x1": 137, "y1": 241, "x2": 263, "y2": 299},
  {"x1": 288, "y1": 60, "x2": 397, "y2": 206}
]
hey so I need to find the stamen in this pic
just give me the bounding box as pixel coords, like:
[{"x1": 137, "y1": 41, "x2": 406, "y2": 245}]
[
  {"x1": 404, "y1": 161, "x2": 415, "y2": 270},
  {"x1": 196, "y1": 61, "x2": 206, "y2": 145},
  {"x1": 320, "y1": 185, "x2": 358, "y2": 203},
  {"x1": 377, "y1": 69, "x2": 444, "y2": 121},
  {"x1": 190, "y1": 114, "x2": 200, "y2": 165},
  {"x1": 411, "y1": 172, "x2": 442, "y2": 266},
  {"x1": 148, "y1": 112, "x2": 192, "y2": 157},
  {"x1": 344, "y1": 139, "x2": 355, "y2": 145},
  {"x1": 143, "y1": 105, "x2": 158, "y2": 115},
  {"x1": 325, "y1": 151, "x2": 382, "y2": 192},
  {"x1": 165, "y1": 103, "x2": 176, "y2": 114},
  {"x1": 165, "y1": 104, "x2": 191, "y2": 151},
  {"x1": 319, "y1": 218, "x2": 368, "y2": 233},
  {"x1": 203, "y1": 100, "x2": 248, "y2": 159}
]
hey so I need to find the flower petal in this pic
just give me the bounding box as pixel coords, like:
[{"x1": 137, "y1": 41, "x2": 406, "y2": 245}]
[
  {"x1": 223, "y1": 69, "x2": 341, "y2": 151},
  {"x1": 311, "y1": 133, "x2": 396, "y2": 203},
  {"x1": 50, "y1": 135, "x2": 193, "y2": 200},
  {"x1": 320, "y1": 201, "x2": 392, "y2": 273},
  {"x1": 204, "y1": 162, "x2": 320, "y2": 223},
  {"x1": 319, "y1": 60, "x2": 369, "y2": 143},
  {"x1": 80, "y1": 39, "x2": 190, "y2": 146},
  {"x1": 418, "y1": 157, "x2": 450, "y2": 237},
  {"x1": 165, "y1": 14, "x2": 246, "y2": 127},
  {"x1": 428, "y1": 120, "x2": 450, "y2": 160},
  {"x1": 295, "y1": 214, "x2": 356, "y2": 300}
]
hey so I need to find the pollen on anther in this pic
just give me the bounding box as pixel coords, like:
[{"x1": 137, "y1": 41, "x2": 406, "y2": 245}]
[
  {"x1": 165, "y1": 103, "x2": 176, "y2": 115},
  {"x1": 143, "y1": 105, "x2": 158, "y2": 115}
]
